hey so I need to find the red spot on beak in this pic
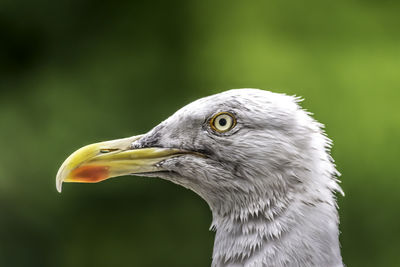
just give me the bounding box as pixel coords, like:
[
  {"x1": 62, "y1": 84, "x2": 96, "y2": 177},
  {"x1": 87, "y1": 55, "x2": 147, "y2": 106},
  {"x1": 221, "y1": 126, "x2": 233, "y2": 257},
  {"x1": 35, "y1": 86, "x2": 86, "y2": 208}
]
[{"x1": 70, "y1": 165, "x2": 110, "y2": 183}]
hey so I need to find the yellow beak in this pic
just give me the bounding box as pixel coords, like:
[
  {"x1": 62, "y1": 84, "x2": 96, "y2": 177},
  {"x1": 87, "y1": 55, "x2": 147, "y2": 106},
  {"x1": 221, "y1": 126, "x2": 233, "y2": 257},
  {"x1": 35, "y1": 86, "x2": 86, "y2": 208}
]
[{"x1": 56, "y1": 135, "x2": 188, "y2": 192}]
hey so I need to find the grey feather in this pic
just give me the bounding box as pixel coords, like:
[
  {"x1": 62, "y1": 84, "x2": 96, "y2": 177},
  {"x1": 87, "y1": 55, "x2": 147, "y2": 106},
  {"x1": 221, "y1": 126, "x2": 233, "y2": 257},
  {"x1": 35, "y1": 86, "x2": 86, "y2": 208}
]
[{"x1": 133, "y1": 88, "x2": 344, "y2": 267}]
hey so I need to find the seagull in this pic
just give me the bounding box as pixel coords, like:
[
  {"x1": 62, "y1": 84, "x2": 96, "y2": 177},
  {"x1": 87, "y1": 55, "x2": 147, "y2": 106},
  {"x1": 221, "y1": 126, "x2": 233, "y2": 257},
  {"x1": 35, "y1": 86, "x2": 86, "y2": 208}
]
[{"x1": 56, "y1": 88, "x2": 344, "y2": 267}]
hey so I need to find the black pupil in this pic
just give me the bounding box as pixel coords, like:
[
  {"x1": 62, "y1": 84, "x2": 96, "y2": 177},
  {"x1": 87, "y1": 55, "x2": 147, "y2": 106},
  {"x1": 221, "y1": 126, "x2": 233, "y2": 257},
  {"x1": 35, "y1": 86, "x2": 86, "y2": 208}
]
[{"x1": 219, "y1": 118, "x2": 227, "y2": 126}]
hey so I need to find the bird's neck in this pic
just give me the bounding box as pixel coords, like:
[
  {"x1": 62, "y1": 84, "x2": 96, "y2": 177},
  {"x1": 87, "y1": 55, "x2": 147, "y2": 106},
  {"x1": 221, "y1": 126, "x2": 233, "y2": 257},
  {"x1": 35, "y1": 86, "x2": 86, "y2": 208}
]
[{"x1": 210, "y1": 191, "x2": 343, "y2": 267}]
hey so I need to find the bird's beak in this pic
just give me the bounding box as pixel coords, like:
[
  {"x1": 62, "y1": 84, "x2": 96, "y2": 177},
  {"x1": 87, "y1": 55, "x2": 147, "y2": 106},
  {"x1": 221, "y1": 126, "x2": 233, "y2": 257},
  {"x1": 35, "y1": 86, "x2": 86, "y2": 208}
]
[{"x1": 56, "y1": 135, "x2": 188, "y2": 193}]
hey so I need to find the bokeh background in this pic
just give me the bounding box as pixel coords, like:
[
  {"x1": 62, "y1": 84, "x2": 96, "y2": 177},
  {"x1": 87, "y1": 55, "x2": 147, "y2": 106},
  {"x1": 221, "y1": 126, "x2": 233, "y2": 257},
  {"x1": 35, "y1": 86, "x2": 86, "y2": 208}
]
[{"x1": 1, "y1": 0, "x2": 399, "y2": 266}]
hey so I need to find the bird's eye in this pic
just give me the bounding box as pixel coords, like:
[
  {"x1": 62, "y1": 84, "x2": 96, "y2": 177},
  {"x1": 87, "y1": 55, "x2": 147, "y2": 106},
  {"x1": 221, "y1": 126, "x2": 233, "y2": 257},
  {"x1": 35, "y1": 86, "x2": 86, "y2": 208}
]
[{"x1": 210, "y1": 112, "x2": 236, "y2": 133}]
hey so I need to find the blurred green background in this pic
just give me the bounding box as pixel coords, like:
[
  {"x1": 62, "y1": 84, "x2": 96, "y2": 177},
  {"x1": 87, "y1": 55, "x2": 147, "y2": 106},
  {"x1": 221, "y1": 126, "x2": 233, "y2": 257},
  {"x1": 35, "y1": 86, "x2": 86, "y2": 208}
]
[{"x1": 1, "y1": 0, "x2": 399, "y2": 266}]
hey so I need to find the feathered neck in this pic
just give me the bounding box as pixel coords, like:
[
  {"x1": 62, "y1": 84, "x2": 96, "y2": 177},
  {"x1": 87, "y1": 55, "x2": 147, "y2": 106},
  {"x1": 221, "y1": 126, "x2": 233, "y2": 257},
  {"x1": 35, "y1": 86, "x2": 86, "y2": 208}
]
[
  {"x1": 201, "y1": 112, "x2": 345, "y2": 266},
  {"x1": 210, "y1": 187, "x2": 343, "y2": 267}
]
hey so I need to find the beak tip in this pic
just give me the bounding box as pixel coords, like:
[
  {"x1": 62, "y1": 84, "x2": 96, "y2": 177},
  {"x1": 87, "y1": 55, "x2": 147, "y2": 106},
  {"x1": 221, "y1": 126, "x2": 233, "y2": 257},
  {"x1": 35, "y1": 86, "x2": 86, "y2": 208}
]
[{"x1": 56, "y1": 176, "x2": 63, "y2": 193}]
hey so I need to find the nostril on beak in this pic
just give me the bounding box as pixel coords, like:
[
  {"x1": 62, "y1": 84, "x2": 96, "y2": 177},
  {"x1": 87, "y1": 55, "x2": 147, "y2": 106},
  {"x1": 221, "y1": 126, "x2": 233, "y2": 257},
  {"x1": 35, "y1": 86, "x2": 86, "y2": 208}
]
[{"x1": 100, "y1": 148, "x2": 119, "y2": 153}]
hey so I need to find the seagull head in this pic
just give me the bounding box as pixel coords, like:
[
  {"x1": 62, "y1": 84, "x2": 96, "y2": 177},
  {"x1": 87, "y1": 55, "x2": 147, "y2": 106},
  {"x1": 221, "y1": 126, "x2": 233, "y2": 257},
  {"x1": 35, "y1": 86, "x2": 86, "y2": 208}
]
[{"x1": 56, "y1": 88, "x2": 339, "y2": 215}]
